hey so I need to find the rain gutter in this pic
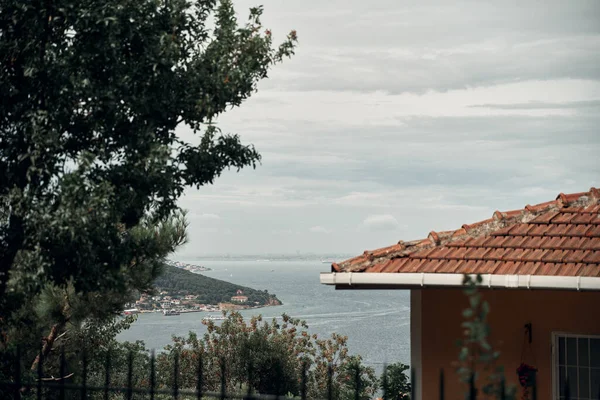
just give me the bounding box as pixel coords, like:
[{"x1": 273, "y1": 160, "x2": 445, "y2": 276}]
[{"x1": 320, "y1": 272, "x2": 600, "y2": 291}]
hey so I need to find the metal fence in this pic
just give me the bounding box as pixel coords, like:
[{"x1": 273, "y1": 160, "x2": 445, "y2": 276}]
[{"x1": 0, "y1": 347, "x2": 590, "y2": 400}]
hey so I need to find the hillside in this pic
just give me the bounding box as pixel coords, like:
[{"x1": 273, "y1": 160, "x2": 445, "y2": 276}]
[{"x1": 153, "y1": 264, "x2": 282, "y2": 306}]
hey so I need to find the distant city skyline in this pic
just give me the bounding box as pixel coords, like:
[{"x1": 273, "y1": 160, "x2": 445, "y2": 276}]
[{"x1": 174, "y1": 0, "x2": 600, "y2": 258}]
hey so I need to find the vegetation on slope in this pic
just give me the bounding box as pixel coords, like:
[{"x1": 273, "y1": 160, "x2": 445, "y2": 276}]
[{"x1": 154, "y1": 264, "x2": 281, "y2": 306}]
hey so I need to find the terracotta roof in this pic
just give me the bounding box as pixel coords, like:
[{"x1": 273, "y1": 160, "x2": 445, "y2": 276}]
[{"x1": 332, "y1": 187, "x2": 600, "y2": 277}]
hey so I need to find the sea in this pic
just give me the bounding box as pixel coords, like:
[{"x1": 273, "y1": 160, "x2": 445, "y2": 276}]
[{"x1": 117, "y1": 259, "x2": 411, "y2": 371}]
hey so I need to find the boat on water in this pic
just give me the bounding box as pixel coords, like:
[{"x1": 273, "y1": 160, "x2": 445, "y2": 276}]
[
  {"x1": 123, "y1": 308, "x2": 140, "y2": 316},
  {"x1": 163, "y1": 309, "x2": 180, "y2": 316},
  {"x1": 202, "y1": 315, "x2": 226, "y2": 321}
]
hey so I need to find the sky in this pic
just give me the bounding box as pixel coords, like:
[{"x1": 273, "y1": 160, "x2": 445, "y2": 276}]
[{"x1": 174, "y1": 0, "x2": 600, "y2": 258}]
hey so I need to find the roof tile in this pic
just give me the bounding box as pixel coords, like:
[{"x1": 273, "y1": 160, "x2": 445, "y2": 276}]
[
  {"x1": 479, "y1": 236, "x2": 506, "y2": 248},
  {"x1": 522, "y1": 249, "x2": 550, "y2": 262},
  {"x1": 586, "y1": 226, "x2": 600, "y2": 237},
  {"x1": 417, "y1": 259, "x2": 446, "y2": 273},
  {"x1": 490, "y1": 225, "x2": 514, "y2": 236},
  {"x1": 582, "y1": 238, "x2": 600, "y2": 251},
  {"x1": 528, "y1": 224, "x2": 551, "y2": 236},
  {"x1": 551, "y1": 212, "x2": 576, "y2": 224},
  {"x1": 583, "y1": 251, "x2": 600, "y2": 264},
  {"x1": 563, "y1": 250, "x2": 588, "y2": 263},
  {"x1": 571, "y1": 213, "x2": 595, "y2": 224},
  {"x1": 510, "y1": 224, "x2": 534, "y2": 236},
  {"x1": 523, "y1": 236, "x2": 547, "y2": 249},
  {"x1": 503, "y1": 235, "x2": 529, "y2": 248},
  {"x1": 568, "y1": 224, "x2": 593, "y2": 237},
  {"x1": 334, "y1": 188, "x2": 600, "y2": 279},
  {"x1": 529, "y1": 211, "x2": 560, "y2": 224},
  {"x1": 545, "y1": 224, "x2": 574, "y2": 237},
  {"x1": 561, "y1": 237, "x2": 586, "y2": 250},
  {"x1": 542, "y1": 250, "x2": 569, "y2": 263},
  {"x1": 577, "y1": 263, "x2": 600, "y2": 277}
]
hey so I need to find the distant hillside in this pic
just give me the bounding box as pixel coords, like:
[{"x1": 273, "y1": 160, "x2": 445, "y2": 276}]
[{"x1": 153, "y1": 264, "x2": 281, "y2": 306}]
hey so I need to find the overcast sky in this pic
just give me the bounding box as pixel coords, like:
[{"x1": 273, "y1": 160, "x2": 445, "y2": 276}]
[{"x1": 174, "y1": 0, "x2": 600, "y2": 258}]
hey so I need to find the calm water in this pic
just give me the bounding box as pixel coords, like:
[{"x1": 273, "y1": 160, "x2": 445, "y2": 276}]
[{"x1": 118, "y1": 260, "x2": 411, "y2": 369}]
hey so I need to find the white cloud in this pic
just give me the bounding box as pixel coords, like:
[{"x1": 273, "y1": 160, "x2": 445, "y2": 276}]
[
  {"x1": 193, "y1": 213, "x2": 221, "y2": 221},
  {"x1": 309, "y1": 226, "x2": 331, "y2": 234},
  {"x1": 362, "y1": 215, "x2": 401, "y2": 231}
]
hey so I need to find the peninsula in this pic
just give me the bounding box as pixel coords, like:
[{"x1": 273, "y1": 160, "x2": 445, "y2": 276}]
[{"x1": 125, "y1": 264, "x2": 282, "y2": 314}]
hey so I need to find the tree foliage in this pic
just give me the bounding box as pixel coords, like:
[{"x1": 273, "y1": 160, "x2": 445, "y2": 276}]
[
  {"x1": 0, "y1": 0, "x2": 296, "y2": 322},
  {"x1": 381, "y1": 362, "x2": 411, "y2": 400},
  {"x1": 134, "y1": 312, "x2": 379, "y2": 399},
  {"x1": 457, "y1": 275, "x2": 516, "y2": 400}
]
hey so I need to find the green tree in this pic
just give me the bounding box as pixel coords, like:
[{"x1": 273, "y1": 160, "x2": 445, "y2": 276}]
[
  {"x1": 381, "y1": 362, "x2": 411, "y2": 400},
  {"x1": 0, "y1": 0, "x2": 296, "y2": 321},
  {"x1": 152, "y1": 312, "x2": 378, "y2": 398},
  {"x1": 0, "y1": 0, "x2": 296, "y2": 388}
]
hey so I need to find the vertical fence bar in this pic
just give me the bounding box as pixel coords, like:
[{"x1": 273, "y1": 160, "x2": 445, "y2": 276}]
[
  {"x1": 14, "y1": 345, "x2": 21, "y2": 400},
  {"x1": 36, "y1": 345, "x2": 43, "y2": 400},
  {"x1": 196, "y1": 352, "x2": 203, "y2": 400},
  {"x1": 173, "y1": 351, "x2": 179, "y2": 400},
  {"x1": 301, "y1": 361, "x2": 307, "y2": 400},
  {"x1": 565, "y1": 378, "x2": 570, "y2": 400},
  {"x1": 500, "y1": 377, "x2": 505, "y2": 400},
  {"x1": 327, "y1": 364, "x2": 333, "y2": 400},
  {"x1": 81, "y1": 348, "x2": 87, "y2": 400},
  {"x1": 468, "y1": 373, "x2": 476, "y2": 400},
  {"x1": 354, "y1": 364, "x2": 360, "y2": 400},
  {"x1": 381, "y1": 365, "x2": 388, "y2": 400},
  {"x1": 439, "y1": 369, "x2": 444, "y2": 400},
  {"x1": 150, "y1": 350, "x2": 156, "y2": 400},
  {"x1": 245, "y1": 360, "x2": 252, "y2": 399},
  {"x1": 103, "y1": 349, "x2": 110, "y2": 400},
  {"x1": 220, "y1": 357, "x2": 226, "y2": 400},
  {"x1": 126, "y1": 351, "x2": 133, "y2": 400},
  {"x1": 59, "y1": 347, "x2": 66, "y2": 400}
]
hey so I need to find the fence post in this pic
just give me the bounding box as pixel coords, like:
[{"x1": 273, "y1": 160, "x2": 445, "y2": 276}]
[
  {"x1": 301, "y1": 361, "x2": 307, "y2": 400},
  {"x1": 59, "y1": 347, "x2": 65, "y2": 400},
  {"x1": 565, "y1": 378, "x2": 570, "y2": 400},
  {"x1": 220, "y1": 357, "x2": 226, "y2": 400},
  {"x1": 150, "y1": 351, "x2": 156, "y2": 400},
  {"x1": 500, "y1": 377, "x2": 505, "y2": 400},
  {"x1": 354, "y1": 363, "x2": 360, "y2": 400},
  {"x1": 103, "y1": 349, "x2": 110, "y2": 400},
  {"x1": 245, "y1": 359, "x2": 253, "y2": 399},
  {"x1": 81, "y1": 348, "x2": 87, "y2": 400},
  {"x1": 381, "y1": 365, "x2": 387, "y2": 400},
  {"x1": 126, "y1": 351, "x2": 133, "y2": 400},
  {"x1": 327, "y1": 364, "x2": 333, "y2": 400},
  {"x1": 196, "y1": 352, "x2": 203, "y2": 400},
  {"x1": 468, "y1": 373, "x2": 476, "y2": 400},
  {"x1": 14, "y1": 345, "x2": 21, "y2": 400},
  {"x1": 173, "y1": 351, "x2": 180, "y2": 400},
  {"x1": 36, "y1": 345, "x2": 43, "y2": 400}
]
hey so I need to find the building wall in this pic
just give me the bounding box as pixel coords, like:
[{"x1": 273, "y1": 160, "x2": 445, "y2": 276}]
[{"x1": 417, "y1": 288, "x2": 600, "y2": 400}]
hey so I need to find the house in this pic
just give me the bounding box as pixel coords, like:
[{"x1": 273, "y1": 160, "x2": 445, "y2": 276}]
[
  {"x1": 321, "y1": 187, "x2": 600, "y2": 400},
  {"x1": 231, "y1": 295, "x2": 248, "y2": 303}
]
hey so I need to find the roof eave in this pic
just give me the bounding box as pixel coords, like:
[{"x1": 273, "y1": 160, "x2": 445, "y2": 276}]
[{"x1": 320, "y1": 272, "x2": 600, "y2": 291}]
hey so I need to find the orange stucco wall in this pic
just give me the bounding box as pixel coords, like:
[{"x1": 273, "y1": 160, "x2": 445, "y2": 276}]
[{"x1": 417, "y1": 288, "x2": 600, "y2": 399}]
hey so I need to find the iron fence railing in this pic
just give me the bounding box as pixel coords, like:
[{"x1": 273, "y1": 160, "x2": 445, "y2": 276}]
[{"x1": 0, "y1": 346, "x2": 593, "y2": 399}]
